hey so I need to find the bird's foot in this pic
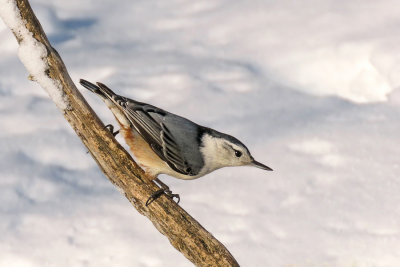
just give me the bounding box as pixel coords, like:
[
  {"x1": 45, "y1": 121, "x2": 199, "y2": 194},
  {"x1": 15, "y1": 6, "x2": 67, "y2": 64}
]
[
  {"x1": 105, "y1": 124, "x2": 120, "y2": 137},
  {"x1": 145, "y1": 188, "x2": 180, "y2": 206},
  {"x1": 146, "y1": 179, "x2": 180, "y2": 206},
  {"x1": 87, "y1": 124, "x2": 119, "y2": 154}
]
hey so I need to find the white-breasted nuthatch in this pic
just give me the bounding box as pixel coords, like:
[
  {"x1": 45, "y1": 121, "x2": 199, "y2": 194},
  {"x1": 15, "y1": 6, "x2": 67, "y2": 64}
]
[{"x1": 80, "y1": 79, "x2": 272, "y2": 205}]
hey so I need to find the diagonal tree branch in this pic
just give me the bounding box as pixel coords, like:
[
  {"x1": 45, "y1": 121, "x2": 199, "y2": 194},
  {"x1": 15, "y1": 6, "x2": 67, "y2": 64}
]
[{"x1": 0, "y1": 0, "x2": 240, "y2": 266}]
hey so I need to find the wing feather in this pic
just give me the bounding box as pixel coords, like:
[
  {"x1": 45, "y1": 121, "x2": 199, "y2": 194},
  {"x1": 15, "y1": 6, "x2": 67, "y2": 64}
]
[
  {"x1": 124, "y1": 105, "x2": 191, "y2": 175},
  {"x1": 93, "y1": 82, "x2": 195, "y2": 175}
]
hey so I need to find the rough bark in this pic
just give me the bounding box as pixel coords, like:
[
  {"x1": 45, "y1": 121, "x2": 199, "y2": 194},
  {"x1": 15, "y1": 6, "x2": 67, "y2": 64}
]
[{"x1": 2, "y1": 0, "x2": 240, "y2": 266}]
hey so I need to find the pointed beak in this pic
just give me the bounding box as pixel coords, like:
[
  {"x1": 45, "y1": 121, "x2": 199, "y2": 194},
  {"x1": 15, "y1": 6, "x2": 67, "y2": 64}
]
[{"x1": 251, "y1": 160, "x2": 273, "y2": 171}]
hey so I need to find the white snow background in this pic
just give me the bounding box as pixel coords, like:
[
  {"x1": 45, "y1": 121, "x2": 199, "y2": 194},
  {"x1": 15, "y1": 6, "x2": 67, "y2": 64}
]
[{"x1": 1, "y1": 0, "x2": 400, "y2": 266}]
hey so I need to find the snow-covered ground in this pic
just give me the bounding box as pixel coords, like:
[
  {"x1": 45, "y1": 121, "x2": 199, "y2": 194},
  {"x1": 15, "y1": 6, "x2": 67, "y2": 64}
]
[{"x1": 1, "y1": 0, "x2": 400, "y2": 266}]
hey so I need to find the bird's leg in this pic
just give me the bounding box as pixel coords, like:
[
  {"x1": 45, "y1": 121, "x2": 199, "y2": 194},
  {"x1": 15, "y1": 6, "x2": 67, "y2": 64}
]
[
  {"x1": 105, "y1": 124, "x2": 120, "y2": 137},
  {"x1": 86, "y1": 124, "x2": 119, "y2": 154},
  {"x1": 145, "y1": 178, "x2": 180, "y2": 206}
]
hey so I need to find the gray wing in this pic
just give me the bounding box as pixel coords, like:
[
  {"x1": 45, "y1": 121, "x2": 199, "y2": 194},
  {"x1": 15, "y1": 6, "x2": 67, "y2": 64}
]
[
  {"x1": 91, "y1": 81, "x2": 204, "y2": 176},
  {"x1": 123, "y1": 101, "x2": 204, "y2": 176}
]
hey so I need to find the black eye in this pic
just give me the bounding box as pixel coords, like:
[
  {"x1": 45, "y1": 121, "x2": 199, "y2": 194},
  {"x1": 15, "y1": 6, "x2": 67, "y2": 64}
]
[{"x1": 234, "y1": 150, "x2": 242, "y2": 157}]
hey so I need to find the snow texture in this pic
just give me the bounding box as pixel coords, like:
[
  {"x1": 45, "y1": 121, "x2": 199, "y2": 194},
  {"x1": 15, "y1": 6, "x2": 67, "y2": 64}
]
[
  {"x1": 0, "y1": 0, "x2": 69, "y2": 110},
  {"x1": 1, "y1": 0, "x2": 400, "y2": 266}
]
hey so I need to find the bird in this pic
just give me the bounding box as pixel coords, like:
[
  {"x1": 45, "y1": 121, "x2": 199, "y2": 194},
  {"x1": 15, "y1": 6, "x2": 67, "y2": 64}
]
[{"x1": 80, "y1": 79, "x2": 272, "y2": 205}]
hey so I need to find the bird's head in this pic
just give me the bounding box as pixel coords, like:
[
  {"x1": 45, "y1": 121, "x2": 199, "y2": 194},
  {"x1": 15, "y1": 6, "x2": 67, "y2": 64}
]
[{"x1": 200, "y1": 130, "x2": 272, "y2": 172}]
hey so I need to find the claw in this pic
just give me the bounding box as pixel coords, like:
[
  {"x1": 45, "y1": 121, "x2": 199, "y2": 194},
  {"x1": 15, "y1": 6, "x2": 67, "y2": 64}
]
[
  {"x1": 146, "y1": 189, "x2": 164, "y2": 206},
  {"x1": 171, "y1": 193, "x2": 180, "y2": 204},
  {"x1": 105, "y1": 124, "x2": 119, "y2": 137},
  {"x1": 145, "y1": 189, "x2": 180, "y2": 206},
  {"x1": 86, "y1": 124, "x2": 119, "y2": 154},
  {"x1": 145, "y1": 178, "x2": 180, "y2": 206},
  {"x1": 164, "y1": 189, "x2": 180, "y2": 204}
]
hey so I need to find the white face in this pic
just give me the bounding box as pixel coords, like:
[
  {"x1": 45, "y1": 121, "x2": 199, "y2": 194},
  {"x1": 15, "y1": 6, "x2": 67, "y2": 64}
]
[
  {"x1": 218, "y1": 140, "x2": 253, "y2": 167},
  {"x1": 200, "y1": 134, "x2": 272, "y2": 172}
]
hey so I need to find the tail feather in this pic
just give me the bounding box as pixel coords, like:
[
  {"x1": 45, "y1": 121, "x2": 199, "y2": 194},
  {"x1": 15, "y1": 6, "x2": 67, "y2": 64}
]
[
  {"x1": 80, "y1": 78, "x2": 121, "y2": 99},
  {"x1": 80, "y1": 79, "x2": 128, "y2": 108},
  {"x1": 79, "y1": 79, "x2": 103, "y2": 95},
  {"x1": 96, "y1": 82, "x2": 119, "y2": 99}
]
